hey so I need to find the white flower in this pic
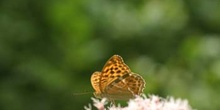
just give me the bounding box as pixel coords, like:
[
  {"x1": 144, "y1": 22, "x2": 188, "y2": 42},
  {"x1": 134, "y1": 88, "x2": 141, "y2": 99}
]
[
  {"x1": 92, "y1": 97, "x2": 108, "y2": 110},
  {"x1": 84, "y1": 104, "x2": 92, "y2": 110},
  {"x1": 162, "y1": 97, "x2": 192, "y2": 110},
  {"x1": 85, "y1": 94, "x2": 194, "y2": 110}
]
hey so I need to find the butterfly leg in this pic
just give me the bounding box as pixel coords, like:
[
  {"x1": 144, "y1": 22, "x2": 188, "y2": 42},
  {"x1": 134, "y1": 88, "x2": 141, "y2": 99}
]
[{"x1": 109, "y1": 99, "x2": 115, "y2": 106}]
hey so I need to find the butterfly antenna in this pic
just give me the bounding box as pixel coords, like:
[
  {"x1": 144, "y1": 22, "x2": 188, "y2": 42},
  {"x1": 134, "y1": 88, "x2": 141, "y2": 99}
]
[{"x1": 72, "y1": 91, "x2": 93, "y2": 95}]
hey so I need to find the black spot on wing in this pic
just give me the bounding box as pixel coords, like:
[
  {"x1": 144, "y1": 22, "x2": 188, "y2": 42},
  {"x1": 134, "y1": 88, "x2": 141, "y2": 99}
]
[{"x1": 116, "y1": 70, "x2": 121, "y2": 73}]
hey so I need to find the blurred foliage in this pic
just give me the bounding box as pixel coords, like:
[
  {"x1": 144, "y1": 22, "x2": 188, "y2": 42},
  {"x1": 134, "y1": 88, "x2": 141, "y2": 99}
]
[{"x1": 0, "y1": 0, "x2": 220, "y2": 110}]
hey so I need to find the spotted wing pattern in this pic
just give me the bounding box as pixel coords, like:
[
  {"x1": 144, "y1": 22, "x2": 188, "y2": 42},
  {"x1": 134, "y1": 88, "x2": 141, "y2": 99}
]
[
  {"x1": 90, "y1": 71, "x2": 101, "y2": 95},
  {"x1": 99, "y1": 55, "x2": 131, "y2": 92}
]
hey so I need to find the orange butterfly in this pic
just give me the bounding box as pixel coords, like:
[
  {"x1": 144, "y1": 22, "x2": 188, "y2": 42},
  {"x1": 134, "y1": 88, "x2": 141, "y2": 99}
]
[{"x1": 91, "y1": 55, "x2": 145, "y2": 101}]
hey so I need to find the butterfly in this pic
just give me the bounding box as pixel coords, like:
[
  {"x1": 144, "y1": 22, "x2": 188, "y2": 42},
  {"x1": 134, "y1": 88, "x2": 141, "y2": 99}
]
[{"x1": 91, "y1": 55, "x2": 145, "y2": 101}]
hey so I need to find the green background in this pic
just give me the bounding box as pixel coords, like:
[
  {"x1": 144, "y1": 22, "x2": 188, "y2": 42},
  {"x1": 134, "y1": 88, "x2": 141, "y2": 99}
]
[{"x1": 1, "y1": 0, "x2": 220, "y2": 110}]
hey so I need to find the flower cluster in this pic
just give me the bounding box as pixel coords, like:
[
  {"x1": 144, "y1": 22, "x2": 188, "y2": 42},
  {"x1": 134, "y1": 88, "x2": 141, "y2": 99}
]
[{"x1": 84, "y1": 95, "x2": 194, "y2": 110}]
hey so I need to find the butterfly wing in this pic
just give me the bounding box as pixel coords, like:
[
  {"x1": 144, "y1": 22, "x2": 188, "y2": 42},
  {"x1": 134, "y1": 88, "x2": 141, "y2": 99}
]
[
  {"x1": 91, "y1": 71, "x2": 102, "y2": 97},
  {"x1": 104, "y1": 72, "x2": 145, "y2": 100},
  {"x1": 124, "y1": 73, "x2": 145, "y2": 95},
  {"x1": 99, "y1": 55, "x2": 131, "y2": 92}
]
